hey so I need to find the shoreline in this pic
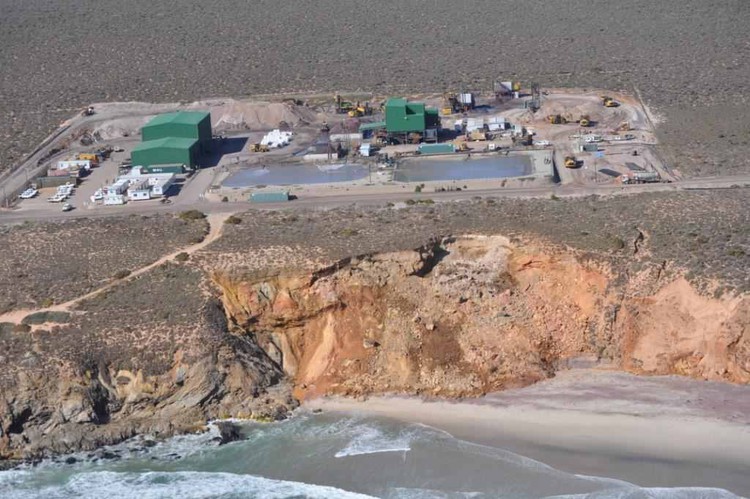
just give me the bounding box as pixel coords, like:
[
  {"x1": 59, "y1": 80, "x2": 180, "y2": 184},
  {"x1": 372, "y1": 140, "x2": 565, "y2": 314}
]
[{"x1": 304, "y1": 369, "x2": 750, "y2": 496}]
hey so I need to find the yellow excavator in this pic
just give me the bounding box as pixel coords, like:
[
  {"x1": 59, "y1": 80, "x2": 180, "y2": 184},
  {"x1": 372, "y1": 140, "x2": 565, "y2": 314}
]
[
  {"x1": 547, "y1": 114, "x2": 567, "y2": 125},
  {"x1": 348, "y1": 102, "x2": 372, "y2": 118},
  {"x1": 579, "y1": 115, "x2": 591, "y2": 127},
  {"x1": 601, "y1": 96, "x2": 619, "y2": 108},
  {"x1": 564, "y1": 156, "x2": 579, "y2": 168},
  {"x1": 249, "y1": 143, "x2": 269, "y2": 153}
]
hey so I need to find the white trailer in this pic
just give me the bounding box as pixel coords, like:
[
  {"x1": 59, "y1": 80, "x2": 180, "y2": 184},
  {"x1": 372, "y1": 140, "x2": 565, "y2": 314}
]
[{"x1": 103, "y1": 194, "x2": 126, "y2": 205}]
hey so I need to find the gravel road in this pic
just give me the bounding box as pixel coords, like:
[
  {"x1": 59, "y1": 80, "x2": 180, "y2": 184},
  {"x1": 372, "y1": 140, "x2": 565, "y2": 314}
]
[{"x1": 1, "y1": 0, "x2": 748, "y2": 176}]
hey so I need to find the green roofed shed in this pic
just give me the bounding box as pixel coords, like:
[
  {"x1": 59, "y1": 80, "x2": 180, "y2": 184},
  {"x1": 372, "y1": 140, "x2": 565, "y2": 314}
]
[
  {"x1": 141, "y1": 111, "x2": 212, "y2": 153},
  {"x1": 131, "y1": 137, "x2": 200, "y2": 169}
]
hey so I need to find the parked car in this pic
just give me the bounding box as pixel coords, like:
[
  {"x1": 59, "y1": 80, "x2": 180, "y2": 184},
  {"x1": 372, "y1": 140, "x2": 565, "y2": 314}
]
[
  {"x1": 19, "y1": 188, "x2": 38, "y2": 199},
  {"x1": 61, "y1": 202, "x2": 73, "y2": 212}
]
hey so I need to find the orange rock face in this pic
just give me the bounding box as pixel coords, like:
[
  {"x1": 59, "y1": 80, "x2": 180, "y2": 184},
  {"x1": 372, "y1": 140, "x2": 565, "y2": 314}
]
[{"x1": 214, "y1": 236, "x2": 750, "y2": 400}]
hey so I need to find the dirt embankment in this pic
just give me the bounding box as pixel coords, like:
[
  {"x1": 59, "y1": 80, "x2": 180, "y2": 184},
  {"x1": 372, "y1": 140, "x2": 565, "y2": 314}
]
[{"x1": 214, "y1": 235, "x2": 749, "y2": 400}]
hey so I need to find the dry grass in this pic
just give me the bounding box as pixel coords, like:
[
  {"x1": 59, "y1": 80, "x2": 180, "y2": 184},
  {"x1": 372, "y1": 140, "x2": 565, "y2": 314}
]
[
  {"x1": 1, "y1": 1, "x2": 749, "y2": 177},
  {"x1": 0, "y1": 214, "x2": 208, "y2": 312}
]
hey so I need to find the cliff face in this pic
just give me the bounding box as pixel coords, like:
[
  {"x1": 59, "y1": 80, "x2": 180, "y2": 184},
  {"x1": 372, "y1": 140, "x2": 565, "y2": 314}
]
[
  {"x1": 1, "y1": 234, "x2": 747, "y2": 461},
  {"x1": 214, "y1": 235, "x2": 750, "y2": 401}
]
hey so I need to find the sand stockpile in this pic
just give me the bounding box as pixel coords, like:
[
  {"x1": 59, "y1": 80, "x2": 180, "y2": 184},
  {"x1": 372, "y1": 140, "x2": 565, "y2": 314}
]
[{"x1": 200, "y1": 100, "x2": 322, "y2": 131}]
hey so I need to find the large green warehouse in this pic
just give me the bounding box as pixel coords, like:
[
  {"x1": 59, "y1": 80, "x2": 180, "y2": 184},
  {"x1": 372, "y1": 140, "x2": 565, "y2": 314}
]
[
  {"x1": 384, "y1": 98, "x2": 439, "y2": 134},
  {"x1": 141, "y1": 111, "x2": 212, "y2": 153},
  {"x1": 131, "y1": 137, "x2": 200, "y2": 169}
]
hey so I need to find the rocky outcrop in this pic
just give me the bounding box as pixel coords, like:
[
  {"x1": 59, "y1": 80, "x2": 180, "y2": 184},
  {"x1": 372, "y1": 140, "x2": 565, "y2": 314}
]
[
  {"x1": 0, "y1": 300, "x2": 296, "y2": 461},
  {"x1": 214, "y1": 235, "x2": 750, "y2": 400}
]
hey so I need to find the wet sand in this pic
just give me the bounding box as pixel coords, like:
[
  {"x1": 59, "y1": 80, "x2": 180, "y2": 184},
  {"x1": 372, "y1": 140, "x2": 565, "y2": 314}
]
[{"x1": 306, "y1": 369, "x2": 750, "y2": 497}]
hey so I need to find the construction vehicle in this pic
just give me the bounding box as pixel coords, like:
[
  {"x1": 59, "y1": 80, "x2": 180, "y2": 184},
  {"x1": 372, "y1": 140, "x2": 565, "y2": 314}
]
[
  {"x1": 469, "y1": 130, "x2": 487, "y2": 141},
  {"x1": 512, "y1": 134, "x2": 533, "y2": 146},
  {"x1": 601, "y1": 96, "x2": 619, "y2": 108},
  {"x1": 444, "y1": 92, "x2": 475, "y2": 114},
  {"x1": 249, "y1": 143, "x2": 270, "y2": 153},
  {"x1": 82, "y1": 106, "x2": 95, "y2": 116},
  {"x1": 564, "y1": 156, "x2": 579, "y2": 168},
  {"x1": 335, "y1": 95, "x2": 355, "y2": 114},
  {"x1": 77, "y1": 152, "x2": 100, "y2": 163},
  {"x1": 578, "y1": 115, "x2": 591, "y2": 127},
  {"x1": 347, "y1": 102, "x2": 372, "y2": 118},
  {"x1": 547, "y1": 114, "x2": 567, "y2": 125}
]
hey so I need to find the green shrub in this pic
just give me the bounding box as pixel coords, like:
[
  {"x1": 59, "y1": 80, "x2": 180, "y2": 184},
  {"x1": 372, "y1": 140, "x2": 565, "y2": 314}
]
[
  {"x1": 179, "y1": 210, "x2": 206, "y2": 221},
  {"x1": 174, "y1": 252, "x2": 190, "y2": 262},
  {"x1": 12, "y1": 323, "x2": 31, "y2": 333},
  {"x1": 224, "y1": 215, "x2": 242, "y2": 225},
  {"x1": 113, "y1": 269, "x2": 131, "y2": 280},
  {"x1": 22, "y1": 311, "x2": 71, "y2": 325}
]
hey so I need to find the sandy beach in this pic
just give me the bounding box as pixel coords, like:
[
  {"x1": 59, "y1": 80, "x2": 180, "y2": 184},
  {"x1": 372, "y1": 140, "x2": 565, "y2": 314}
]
[{"x1": 305, "y1": 369, "x2": 750, "y2": 497}]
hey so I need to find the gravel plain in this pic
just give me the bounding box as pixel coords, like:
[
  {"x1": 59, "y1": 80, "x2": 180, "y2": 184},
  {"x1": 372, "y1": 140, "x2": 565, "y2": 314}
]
[{"x1": 1, "y1": 0, "x2": 749, "y2": 177}]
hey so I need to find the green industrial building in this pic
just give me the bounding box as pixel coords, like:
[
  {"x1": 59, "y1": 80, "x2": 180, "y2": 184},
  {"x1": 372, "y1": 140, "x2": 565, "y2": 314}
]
[
  {"x1": 131, "y1": 137, "x2": 200, "y2": 169},
  {"x1": 141, "y1": 111, "x2": 212, "y2": 153},
  {"x1": 384, "y1": 98, "x2": 439, "y2": 134}
]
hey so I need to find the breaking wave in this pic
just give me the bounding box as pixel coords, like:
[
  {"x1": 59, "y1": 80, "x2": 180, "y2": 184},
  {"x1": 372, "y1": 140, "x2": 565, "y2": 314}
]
[{"x1": 1, "y1": 470, "x2": 377, "y2": 499}]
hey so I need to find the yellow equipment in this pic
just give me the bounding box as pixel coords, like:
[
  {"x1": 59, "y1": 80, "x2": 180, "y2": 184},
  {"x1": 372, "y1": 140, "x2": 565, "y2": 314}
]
[
  {"x1": 335, "y1": 95, "x2": 355, "y2": 114},
  {"x1": 469, "y1": 130, "x2": 487, "y2": 141},
  {"x1": 579, "y1": 115, "x2": 591, "y2": 127},
  {"x1": 547, "y1": 114, "x2": 567, "y2": 125},
  {"x1": 77, "y1": 153, "x2": 99, "y2": 162},
  {"x1": 564, "y1": 156, "x2": 578, "y2": 168},
  {"x1": 455, "y1": 142, "x2": 469, "y2": 152},
  {"x1": 441, "y1": 107, "x2": 454, "y2": 116},
  {"x1": 601, "y1": 96, "x2": 619, "y2": 108},
  {"x1": 249, "y1": 143, "x2": 269, "y2": 153},
  {"x1": 347, "y1": 102, "x2": 372, "y2": 118}
]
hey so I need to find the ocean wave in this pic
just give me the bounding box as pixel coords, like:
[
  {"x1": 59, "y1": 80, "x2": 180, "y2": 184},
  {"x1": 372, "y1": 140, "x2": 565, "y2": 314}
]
[
  {"x1": 1, "y1": 470, "x2": 378, "y2": 499},
  {"x1": 543, "y1": 486, "x2": 744, "y2": 499},
  {"x1": 334, "y1": 420, "x2": 414, "y2": 458}
]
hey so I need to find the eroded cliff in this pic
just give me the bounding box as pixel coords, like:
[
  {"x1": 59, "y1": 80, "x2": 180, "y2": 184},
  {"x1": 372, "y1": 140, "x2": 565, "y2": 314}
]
[
  {"x1": 214, "y1": 235, "x2": 750, "y2": 401},
  {"x1": 1, "y1": 234, "x2": 747, "y2": 462}
]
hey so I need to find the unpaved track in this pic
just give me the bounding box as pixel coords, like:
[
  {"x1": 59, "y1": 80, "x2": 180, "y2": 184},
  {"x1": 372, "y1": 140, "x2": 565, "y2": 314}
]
[{"x1": 0, "y1": 212, "x2": 231, "y2": 324}]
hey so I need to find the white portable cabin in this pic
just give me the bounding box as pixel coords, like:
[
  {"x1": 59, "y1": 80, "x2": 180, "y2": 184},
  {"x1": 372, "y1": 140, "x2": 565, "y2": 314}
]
[
  {"x1": 57, "y1": 159, "x2": 92, "y2": 171},
  {"x1": 128, "y1": 189, "x2": 151, "y2": 201},
  {"x1": 466, "y1": 118, "x2": 484, "y2": 133},
  {"x1": 103, "y1": 194, "x2": 125, "y2": 205},
  {"x1": 149, "y1": 175, "x2": 174, "y2": 197},
  {"x1": 359, "y1": 144, "x2": 372, "y2": 157},
  {"x1": 107, "y1": 178, "x2": 130, "y2": 195}
]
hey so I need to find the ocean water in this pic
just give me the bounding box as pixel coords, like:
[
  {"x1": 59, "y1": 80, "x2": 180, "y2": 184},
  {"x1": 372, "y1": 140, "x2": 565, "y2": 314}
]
[{"x1": 0, "y1": 413, "x2": 742, "y2": 499}]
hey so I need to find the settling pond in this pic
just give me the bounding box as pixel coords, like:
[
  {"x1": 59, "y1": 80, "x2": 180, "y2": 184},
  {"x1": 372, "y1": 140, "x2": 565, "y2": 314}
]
[{"x1": 223, "y1": 155, "x2": 533, "y2": 188}]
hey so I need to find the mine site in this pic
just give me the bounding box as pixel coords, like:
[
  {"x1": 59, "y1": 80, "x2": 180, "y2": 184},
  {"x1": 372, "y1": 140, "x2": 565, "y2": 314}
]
[
  {"x1": 0, "y1": 85, "x2": 680, "y2": 215},
  {"x1": 0, "y1": 1, "x2": 749, "y2": 498}
]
